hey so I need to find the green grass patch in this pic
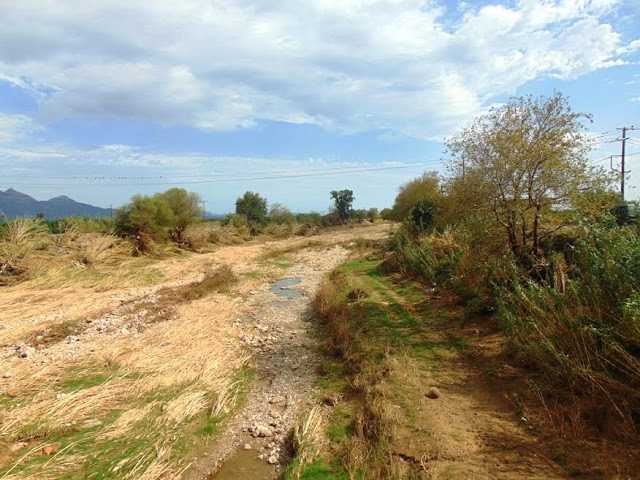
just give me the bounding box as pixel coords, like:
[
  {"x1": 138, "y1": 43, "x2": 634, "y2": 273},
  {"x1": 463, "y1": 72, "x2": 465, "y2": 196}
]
[
  {"x1": 285, "y1": 459, "x2": 349, "y2": 480},
  {"x1": 60, "y1": 373, "x2": 110, "y2": 392},
  {"x1": 326, "y1": 407, "x2": 355, "y2": 443}
]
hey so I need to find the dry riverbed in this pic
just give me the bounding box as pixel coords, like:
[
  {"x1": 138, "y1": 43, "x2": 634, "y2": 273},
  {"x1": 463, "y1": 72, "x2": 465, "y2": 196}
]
[{"x1": 0, "y1": 223, "x2": 391, "y2": 479}]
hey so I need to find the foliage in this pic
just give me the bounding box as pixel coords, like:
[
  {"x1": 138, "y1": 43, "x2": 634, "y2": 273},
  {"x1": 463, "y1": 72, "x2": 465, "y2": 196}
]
[
  {"x1": 391, "y1": 171, "x2": 440, "y2": 222},
  {"x1": 379, "y1": 208, "x2": 393, "y2": 221},
  {"x1": 498, "y1": 223, "x2": 640, "y2": 436},
  {"x1": 115, "y1": 194, "x2": 174, "y2": 254},
  {"x1": 160, "y1": 188, "x2": 202, "y2": 244},
  {"x1": 330, "y1": 190, "x2": 354, "y2": 223},
  {"x1": 408, "y1": 198, "x2": 437, "y2": 235},
  {"x1": 235, "y1": 191, "x2": 268, "y2": 226},
  {"x1": 366, "y1": 207, "x2": 379, "y2": 222},
  {"x1": 445, "y1": 92, "x2": 613, "y2": 262},
  {"x1": 269, "y1": 202, "x2": 296, "y2": 225}
]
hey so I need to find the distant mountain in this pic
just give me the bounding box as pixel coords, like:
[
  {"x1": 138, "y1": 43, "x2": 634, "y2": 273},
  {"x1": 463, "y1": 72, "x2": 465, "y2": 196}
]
[{"x1": 0, "y1": 188, "x2": 111, "y2": 220}]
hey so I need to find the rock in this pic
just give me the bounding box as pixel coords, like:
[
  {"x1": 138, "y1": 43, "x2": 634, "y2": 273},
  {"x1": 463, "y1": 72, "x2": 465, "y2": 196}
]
[
  {"x1": 19, "y1": 351, "x2": 28, "y2": 358},
  {"x1": 36, "y1": 344, "x2": 45, "y2": 350},
  {"x1": 267, "y1": 455, "x2": 278, "y2": 465},
  {"x1": 9, "y1": 442, "x2": 27, "y2": 453},
  {"x1": 243, "y1": 443, "x2": 252, "y2": 450},
  {"x1": 425, "y1": 387, "x2": 441, "y2": 399},
  {"x1": 254, "y1": 425, "x2": 273, "y2": 438},
  {"x1": 2, "y1": 372, "x2": 11, "y2": 378},
  {"x1": 41, "y1": 442, "x2": 62, "y2": 455}
]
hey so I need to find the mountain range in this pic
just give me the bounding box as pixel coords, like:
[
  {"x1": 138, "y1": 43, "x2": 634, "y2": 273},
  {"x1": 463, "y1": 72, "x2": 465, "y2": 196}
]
[{"x1": 0, "y1": 189, "x2": 111, "y2": 220}]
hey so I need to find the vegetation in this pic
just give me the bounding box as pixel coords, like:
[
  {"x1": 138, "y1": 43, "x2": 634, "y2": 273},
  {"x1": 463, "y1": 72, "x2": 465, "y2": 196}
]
[
  {"x1": 391, "y1": 171, "x2": 440, "y2": 222},
  {"x1": 383, "y1": 92, "x2": 639, "y2": 439},
  {"x1": 444, "y1": 92, "x2": 611, "y2": 261},
  {"x1": 330, "y1": 190, "x2": 354, "y2": 223},
  {"x1": 235, "y1": 191, "x2": 268, "y2": 226}
]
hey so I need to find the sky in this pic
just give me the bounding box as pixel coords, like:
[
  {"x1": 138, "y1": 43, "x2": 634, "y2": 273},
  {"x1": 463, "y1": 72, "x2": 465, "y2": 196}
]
[{"x1": 0, "y1": 0, "x2": 639, "y2": 213}]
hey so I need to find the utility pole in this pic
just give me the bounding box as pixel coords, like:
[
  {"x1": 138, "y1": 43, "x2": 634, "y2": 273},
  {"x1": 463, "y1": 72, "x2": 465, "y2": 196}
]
[
  {"x1": 200, "y1": 200, "x2": 207, "y2": 221},
  {"x1": 617, "y1": 126, "x2": 638, "y2": 201},
  {"x1": 621, "y1": 127, "x2": 627, "y2": 201},
  {"x1": 110, "y1": 205, "x2": 113, "y2": 218}
]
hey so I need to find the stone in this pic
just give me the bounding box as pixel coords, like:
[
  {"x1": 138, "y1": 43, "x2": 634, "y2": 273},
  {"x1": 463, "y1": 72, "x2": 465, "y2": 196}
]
[
  {"x1": 2, "y1": 372, "x2": 11, "y2": 378},
  {"x1": 19, "y1": 351, "x2": 28, "y2": 358},
  {"x1": 9, "y1": 442, "x2": 27, "y2": 453},
  {"x1": 243, "y1": 443, "x2": 252, "y2": 450},
  {"x1": 425, "y1": 387, "x2": 441, "y2": 399},
  {"x1": 267, "y1": 455, "x2": 278, "y2": 465},
  {"x1": 256, "y1": 425, "x2": 273, "y2": 437}
]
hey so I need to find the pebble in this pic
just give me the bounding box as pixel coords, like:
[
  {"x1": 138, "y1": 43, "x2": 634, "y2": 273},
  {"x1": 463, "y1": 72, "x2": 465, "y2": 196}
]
[
  {"x1": 243, "y1": 443, "x2": 252, "y2": 450},
  {"x1": 426, "y1": 387, "x2": 441, "y2": 399}
]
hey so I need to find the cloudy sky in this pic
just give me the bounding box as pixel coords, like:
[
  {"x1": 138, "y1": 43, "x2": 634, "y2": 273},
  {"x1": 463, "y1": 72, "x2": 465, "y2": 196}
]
[{"x1": 1, "y1": 0, "x2": 639, "y2": 212}]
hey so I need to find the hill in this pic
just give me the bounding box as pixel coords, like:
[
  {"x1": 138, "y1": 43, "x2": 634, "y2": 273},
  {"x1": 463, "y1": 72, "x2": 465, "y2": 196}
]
[{"x1": 0, "y1": 188, "x2": 111, "y2": 219}]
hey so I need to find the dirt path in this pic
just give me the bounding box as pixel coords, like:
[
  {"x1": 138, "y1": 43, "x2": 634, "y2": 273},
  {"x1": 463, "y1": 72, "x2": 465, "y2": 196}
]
[{"x1": 317, "y1": 259, "x2": 568, "y2": 480}]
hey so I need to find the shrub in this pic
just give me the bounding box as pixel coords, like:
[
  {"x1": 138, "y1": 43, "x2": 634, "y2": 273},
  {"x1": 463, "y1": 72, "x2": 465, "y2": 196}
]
[
  {"x1": 498, "y1": 224, "x2": 640, "y2": 436},
  {"x1": 115, "y1": 194, "x2": 174, "y2": 254},
  {"x1": 160, "y1": 188, "x2": 202, "y2": 244},
  {"x1": 236, "y1": 191, "x2": 268, "y2": 226}
]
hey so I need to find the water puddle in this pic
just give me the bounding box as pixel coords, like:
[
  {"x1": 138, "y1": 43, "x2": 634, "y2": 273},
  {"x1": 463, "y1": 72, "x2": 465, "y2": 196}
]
[
  {"x1": 271, "y1": 277, "x2": 303, "y2": 298},
  {"x1": 209, "y1": 449, "x2": 276, "y2": 480}
]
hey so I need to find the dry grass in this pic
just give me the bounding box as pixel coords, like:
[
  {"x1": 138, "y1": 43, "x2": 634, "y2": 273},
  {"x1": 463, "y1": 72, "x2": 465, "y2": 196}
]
[
  {"x1": 0, "y1": 262, "x2": 250, "y2": 478},
  {"x1": 287, "y1": 406, "x2": 326, "y2": 479}
]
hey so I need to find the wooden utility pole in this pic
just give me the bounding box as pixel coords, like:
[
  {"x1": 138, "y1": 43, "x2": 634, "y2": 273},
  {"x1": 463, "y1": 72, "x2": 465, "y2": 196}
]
[
  {"x1": 201, "y1": 200, "x2": 207, "y2": 221},
  {"x1": 621, "y1": 127, "x2": 627, "y2": 201},
  {"x1": 617, "y1": 126, "x2": 638, "y2": 201}
]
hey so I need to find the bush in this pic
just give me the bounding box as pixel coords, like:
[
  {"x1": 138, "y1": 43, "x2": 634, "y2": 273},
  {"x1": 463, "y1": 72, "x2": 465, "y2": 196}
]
[
  {"x1": 115, "y1": 194, "x2": 174, "y2": 254},
  {"x1": 0, "y1": 218, "x2": 49, "y2": 280},
  {"x1": 236, "y1": 191, "x2": 268, "y2": 227},
  {"x1": 161, "y1": 188, "x2": 202, "y2": 244},
  {"x1": 391, "y1": 171, "x2": 440, "y2": 222},
  {"x1": 498, "y1": 224, "x2": 640, "y2": 436}
]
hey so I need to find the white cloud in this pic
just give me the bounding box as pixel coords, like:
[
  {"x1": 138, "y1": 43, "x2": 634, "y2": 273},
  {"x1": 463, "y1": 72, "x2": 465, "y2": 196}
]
[
  {"x1": 631, "y1": 96, "x2": 640, "y2": 102},
  {"x1": 0, "y1": 0, "x2": 636, "y2": 138},
  {"x1": 0, "y1": 113, "x2": 42, "y2": 144}
]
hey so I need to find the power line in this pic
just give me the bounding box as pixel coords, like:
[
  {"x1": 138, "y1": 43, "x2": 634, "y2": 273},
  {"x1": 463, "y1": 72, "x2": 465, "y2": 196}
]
[
  {"x1": 1, "y1": 162, "x2": 441, "y2": 189},
  {"x1": 0, "y1": 161, "x2": 443, "y2": 181}
]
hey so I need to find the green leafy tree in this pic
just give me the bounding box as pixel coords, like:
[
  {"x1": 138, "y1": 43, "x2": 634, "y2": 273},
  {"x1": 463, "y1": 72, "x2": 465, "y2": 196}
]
[
  {"x1": 445, "y1": 92, "x2": 612, "y2": 260},
  {"x1": 330, "y1": 190, "x2": 354, "y2": 223},
  {"x1": 236, "y1": 191, "x2": 268, "y2": 225},
  {"x1": 158, "y1": 188, "x2": 202, "y2": 244},
  {"x1": 115, "y1": 194, "x2": 174, "y2": 254},
  {"x1": 392, "y1": 172, "x2": 440, "y2": 221}
]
